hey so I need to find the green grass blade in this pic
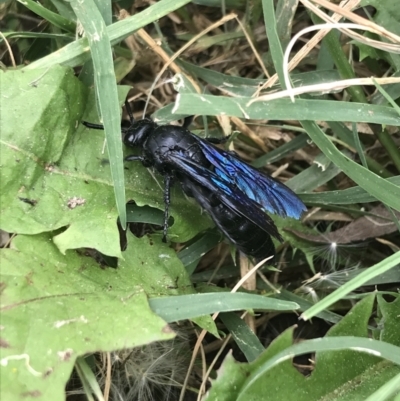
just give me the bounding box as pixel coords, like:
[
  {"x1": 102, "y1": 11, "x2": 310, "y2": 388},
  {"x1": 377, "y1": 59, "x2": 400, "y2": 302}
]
[
  {"x1": 220, "y1": 312, "x2": 265, "y2": 362},
  {"x1": 75, "y1": 356, "x2": 105, "y2": 401},
  {"x1": 299, "y1": 176, "x2": 400, "y2": 204},
  {"x1": 301, "y1": 121, "x2": 400, "y2": 212},
  {"x1": 173, "y1": 95, "x2": 400, "y2": 126},
  {"x1": 259, "y1": 0, "x2": 400, "y2": 210},
  {"x1": 262, "y1": 0, "x2": 285, "y2": 84},
  {"x1": 17, "y1": 0, "x2": 76, "y2": 33},
  {"x1": 149, "y1": 293, "x2": 299, "y2": 322},
  {"x1": 1, "y1": 32, "x2": 73, "y2": 41},
  {"x1": 275, "y1": 290, "x2": 343, "y2": 324},
  {"x1": 23, "y1": 0, "x2": 193, "y2": 70},
  {"x1": 252, "y1": 133, "x2": 309, "y2": 166},
  {"x1": 70, "y1": 0, "x2": 126, "y2": 227},
  {"x1": 286, "y1": 153, "x2": 341, "y2": 192},
  {"x1": 327, "y1": 121, "x2": 392, "y2": 178},
  {"x1": 364, "y1": 372, "x2": 400, "y2": 401}
]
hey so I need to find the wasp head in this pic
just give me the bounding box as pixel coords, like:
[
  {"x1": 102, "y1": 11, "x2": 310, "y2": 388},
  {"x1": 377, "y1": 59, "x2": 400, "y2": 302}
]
[{"x1": 122, "y1": 118, "x2": 157, "y2": 148}]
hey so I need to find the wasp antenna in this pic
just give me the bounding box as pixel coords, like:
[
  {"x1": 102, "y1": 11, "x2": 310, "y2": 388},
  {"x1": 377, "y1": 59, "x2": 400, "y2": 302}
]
[
  {"x1": 82, "y1": 121, "x2": 105, "y2": 130},
  {"x1": 124, "y1": 100, "x2": 135, "y2": 124},
  {"x1": 182, "y1": 115, "x2": 194, "y2": 129}
]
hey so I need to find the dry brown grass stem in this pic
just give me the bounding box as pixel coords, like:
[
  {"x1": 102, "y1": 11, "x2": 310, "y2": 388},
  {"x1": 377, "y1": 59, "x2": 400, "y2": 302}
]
[
  {"x1": 309, "y1": 0, "x2": 400, "y2": 44},
  {"x1": 140, "y1": 11, "x2": 275, "y2": 146},
  {"x1": 235, "y1": 17, "x2": 270, "y2": 79},
  {"x1": 254, "y1": 0, "x2": 400, "y2": 100},
  {"x1": 102, "y1": 352, "x2": 111, "y2": 401},
  {"x1": 230, "y1": 116, "x2": 269, "y2": 153},
  {"x1": 301, "y1": 0, "x2": 400, "y2": 53},
  {"x1": 248, "y1": 76, "x2": 400, "y2": 105},
  {"x1": 143, "y1": 13, "x2": 237, "y2": 115},
  {"x1": 136, "y1": 28, "x2": 201, "y2": 93},
  {"x1": 0, "y1": 31, "x2": 16, "y2": 67},
  {"x1": 253, "y1": 0, "x2": 361, "y2": 96}
]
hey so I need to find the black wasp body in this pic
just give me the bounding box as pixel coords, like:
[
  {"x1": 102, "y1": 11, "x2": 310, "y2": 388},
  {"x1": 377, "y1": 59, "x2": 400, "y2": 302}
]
[
  {"x1": 124, "y1": 120, "x2": 277, "y2": 261},
  {"x1": 83, "y1": 102, "x2": 306, "y2": 262}
]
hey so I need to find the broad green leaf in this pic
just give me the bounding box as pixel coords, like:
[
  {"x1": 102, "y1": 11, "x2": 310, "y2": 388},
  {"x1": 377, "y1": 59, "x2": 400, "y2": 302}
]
[
  {"x1": 206, "y1": 295, "x2": 400, "y2": 401},
  {"x1": 0, "y1": 67, "x2": 210, "y2": 258},
  {"x1": 0, "y1": 67, "x2": 123, "y2": 257},
  {"x1": 126, "y1": 204, "x2": 165, "y2": 225},
  {"x1": 378, "y1": 295, "x2": 400, "y2": 347},
  {"x1": 360, "y1": 0, "x2": 400, "y2": 69},
  {"x1": 0, "y1": 233, "x2": 179, "y2": 401}
]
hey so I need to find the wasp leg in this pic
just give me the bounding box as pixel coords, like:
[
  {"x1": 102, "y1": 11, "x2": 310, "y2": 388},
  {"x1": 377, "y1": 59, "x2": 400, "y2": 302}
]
[
  {"x1": 206, "y1": 135, "x2": 232, "y2": 144},
  {"x1": 124, "y1": 155, "x2": 144, "y2": 162},
  {"x1": 162, "y1": 174, "x2": 173, "y2": 243}
]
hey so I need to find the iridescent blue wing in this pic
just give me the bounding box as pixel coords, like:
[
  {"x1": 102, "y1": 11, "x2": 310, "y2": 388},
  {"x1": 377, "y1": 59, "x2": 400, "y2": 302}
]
[
  {"x1": 195, "y1": 138, "x2": 307, "y2": 219},
  {"x1": 166, "y1": 153, "x2": 282, "y2": 241}
]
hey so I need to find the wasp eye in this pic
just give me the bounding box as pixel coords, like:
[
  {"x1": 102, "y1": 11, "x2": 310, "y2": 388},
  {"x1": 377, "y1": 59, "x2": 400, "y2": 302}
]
[{"x1": 123, "y1": 133, "x2": 136, "y2": 146}]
